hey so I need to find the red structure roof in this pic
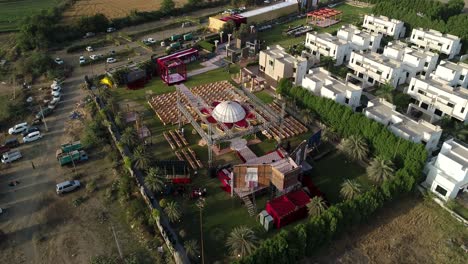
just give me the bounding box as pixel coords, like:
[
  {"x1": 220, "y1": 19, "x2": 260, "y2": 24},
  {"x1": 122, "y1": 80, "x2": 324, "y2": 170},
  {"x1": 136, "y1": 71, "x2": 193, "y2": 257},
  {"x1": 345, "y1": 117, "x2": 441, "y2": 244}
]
[
  {"x1": 220, "y1": 14, "x2": 247, "y2": 26},
  {"x1": 155, "y1": 48, "x2": 199, "y2": 85},
  {"x1": 307, "y1": 8, "x2": 342, "y2": 19},
  {"x1": 266, "y1": 190, "x2": 310, "y2": 228}
]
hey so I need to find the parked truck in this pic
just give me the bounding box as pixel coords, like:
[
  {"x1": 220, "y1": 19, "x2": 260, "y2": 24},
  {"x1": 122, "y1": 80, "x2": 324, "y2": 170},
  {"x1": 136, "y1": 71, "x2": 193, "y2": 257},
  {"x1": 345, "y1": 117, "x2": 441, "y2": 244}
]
[
  {"x1": 56, "y1": 141, "x2": 82, "y2": 158},
  {"x1": 57, "y1": 150, "x2": 88, "y2": 166},
  {"x1": 170, "y1": 34, "x2": 181, "y2": 41}
]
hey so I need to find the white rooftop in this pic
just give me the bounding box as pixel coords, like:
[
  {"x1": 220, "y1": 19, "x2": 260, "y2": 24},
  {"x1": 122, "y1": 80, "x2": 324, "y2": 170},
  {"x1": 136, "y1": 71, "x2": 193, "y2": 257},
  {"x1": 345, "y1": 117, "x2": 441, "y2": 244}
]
[
  {"x1": 212, "y1": 101, "x2": 246, "y2": 123},
  {"x1": 240, "y1": 0, "x2": 297, "y2": 18},
  {"x1": 305, "y1": 68, "x2": 362, "y2": 95}
]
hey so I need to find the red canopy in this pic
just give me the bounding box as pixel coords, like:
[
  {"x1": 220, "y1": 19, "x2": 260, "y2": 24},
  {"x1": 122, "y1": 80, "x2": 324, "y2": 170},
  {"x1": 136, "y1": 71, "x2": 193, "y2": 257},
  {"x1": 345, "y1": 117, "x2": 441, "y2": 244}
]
[{"x1": 266, "y1": 190, "x2": 310, "y2": 228}]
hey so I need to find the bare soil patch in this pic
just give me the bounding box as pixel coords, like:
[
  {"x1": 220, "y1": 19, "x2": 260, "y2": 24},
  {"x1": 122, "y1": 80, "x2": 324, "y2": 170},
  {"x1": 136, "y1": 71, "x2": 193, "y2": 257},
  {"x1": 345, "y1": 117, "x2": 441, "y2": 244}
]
[
  {"x1": 305, "y1": 195, "x2": 468, "y2": 264},
  {"x1": 63, "y1": 0, "x2": 188, "y2": 21}
]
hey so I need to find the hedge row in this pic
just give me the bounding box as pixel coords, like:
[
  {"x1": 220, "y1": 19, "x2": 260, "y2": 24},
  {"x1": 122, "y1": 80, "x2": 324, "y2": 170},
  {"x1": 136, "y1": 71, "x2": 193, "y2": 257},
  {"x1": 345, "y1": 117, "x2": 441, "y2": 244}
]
[{"x1": 235, "y1": 86, "x2": 427, "y2": 264}]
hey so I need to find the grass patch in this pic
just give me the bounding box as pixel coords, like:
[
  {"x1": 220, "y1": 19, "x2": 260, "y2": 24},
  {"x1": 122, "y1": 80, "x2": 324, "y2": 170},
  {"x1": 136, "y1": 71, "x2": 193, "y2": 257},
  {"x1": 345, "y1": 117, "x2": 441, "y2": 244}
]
[
  {"x1": 259, "y1": 4, "x2": 371, "y2": 47},
  {"x1": 254, "y1": 90, "x2": 275, "y2": 104},
  {"x1": 307, "y1": 148, "x2": 372, "y2": 204}
]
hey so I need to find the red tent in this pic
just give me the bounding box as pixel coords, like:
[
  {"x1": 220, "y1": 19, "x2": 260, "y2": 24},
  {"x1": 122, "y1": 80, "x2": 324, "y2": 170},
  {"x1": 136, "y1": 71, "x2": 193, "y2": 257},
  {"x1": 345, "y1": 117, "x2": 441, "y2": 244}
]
[{"x1": 266, "y1": 190, "x2": 310, "y2": 228}]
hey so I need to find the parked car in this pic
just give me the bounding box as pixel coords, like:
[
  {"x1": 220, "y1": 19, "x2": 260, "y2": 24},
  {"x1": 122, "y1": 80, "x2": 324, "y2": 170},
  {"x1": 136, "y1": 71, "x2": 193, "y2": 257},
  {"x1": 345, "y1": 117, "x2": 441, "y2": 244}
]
[
  {"x1": 86, "y1": 46, "x2": 94, "y2": 52},
  {"x1": 23, "y1": 131, "x2": 42, "y2": 143},
  {"x1": 84, "y1": 32, "x2": 95, "y2": 38},
  {"x1": 3, "y1": 138, "x2": 19, "y2": 149},
  {"x1": 51, "y1": 85, "x2": 62, "y2": 93},
  {"x1": 79, "y1": 56, "x2": 86, "y2": 64},
  {"x1": 22, "y1": 127, "x2": 40, "y2": 137},
  {"x1": 8, "y1": 123, "x2": 28, "y2": 135},
  {"x1": 106, "y1": 57, "x2": 116, "y2": 64},
  {"x1": 35, "y1": 108, "x2": 53, "y2": 119},
  {"x1": 108, "y1": 50, "x2": 116, "y2": 55},
  {"x1": 147, "y1": 38, "x2": 156, "y2": 44},
  {"x1": 1, "y1": 150, "x2": 22, "y2": 164},
  {"x1": 56, "y1": 180, "x2": 81, "y2": 194},
  {"x1": 48, "y1": 98, "x2": 60, "y2": 109},
  {"x1": 107, "y1": 27, "x2": 116, "y2": 33},
  {"x1": 54, "y1": 58, "x2": 64, "y2": 65}
]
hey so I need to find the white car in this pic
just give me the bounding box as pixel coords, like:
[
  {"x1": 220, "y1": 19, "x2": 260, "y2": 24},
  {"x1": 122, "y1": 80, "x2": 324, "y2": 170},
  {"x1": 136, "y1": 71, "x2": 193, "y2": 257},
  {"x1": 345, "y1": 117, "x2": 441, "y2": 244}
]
[
  {"x1": 56, "y1": 180, "x2": 81, "y2": 194},
  {"x1": 107, "y1": 27, "x2": 116, "y2": 33},
  {"x1": 1, "y1": 150, "x2": 22, "y2": 164},
  {"x1": 106, "y1": 57, "x2": 116, "y2": 63},
  {"x1": 51, "y1": 85, "x2": 62, "y2": 93},
  {"x1": 52, "y1": 92, "x2": 62, "y2": 101},
  {"x1": 86, "y1": 46, "x2": 94, "y2": 52},
  {"x1": 147, "y1": 38, "x2": 156, "y2": 44},
  {"x1": 89, "y1": 54, "x2": 103, "y2": 60},
  {"x1": 79, "y1": 56, "x2": 86, "y2": 64},
  {"x1": 48, "y1": 98, "x2": 60, "y2": 109},
  {"x1": 51, "y1": 89, "x2": 61, "y2": 97},
  {"x1": 54, "y1": 58, "x2": 64, "y2": 65},
  {"x1": 23, "y1": 131, "x2": 42, "y2": 143},
  {"x1": 8, "y1": 122, "x2": 28, "y2": 135}
]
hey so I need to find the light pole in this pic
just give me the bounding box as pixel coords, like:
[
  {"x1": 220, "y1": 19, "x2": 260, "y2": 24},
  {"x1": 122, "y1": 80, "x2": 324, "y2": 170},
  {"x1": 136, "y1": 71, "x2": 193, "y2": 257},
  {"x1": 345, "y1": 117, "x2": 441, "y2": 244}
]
[
  {"x1": 214, "y1": 40, "x2": 219, "y2": 53},
  {"x1": 219, "y1": 31, "x2": 224, "y2": 44},
  {"x1": 197, "y1": 198, "x2": 206, "y2": 264},
  {"x1": 227, "y1": 33, "x2": 232, "y2": 46}
]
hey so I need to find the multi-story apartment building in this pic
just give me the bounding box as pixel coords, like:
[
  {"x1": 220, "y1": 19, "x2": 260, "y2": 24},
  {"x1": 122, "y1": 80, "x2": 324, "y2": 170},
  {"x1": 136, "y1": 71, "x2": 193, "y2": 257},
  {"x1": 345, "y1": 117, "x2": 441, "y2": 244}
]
[
  {"x1": 383, "y1": 41, "x2": 439, "y2": 76},
  {"x1": 364, "y1": 98, "x2": 442, "y2": 152},
  {"x1": 406, "y1": 76, "x2": 468, "y2": 123},
  {"x1": 424, "y1": 138, "x2": 468, "y2": 201},
  {"x1": 305, "y1": 24, "x2": 381, "y2": 65},
  {"x1": 259, "y1": 45, "x2": 308, "y2": 85},
  {"x1": 362, "y1": 14, "x2": 406, "y2": 39},
  {"x1": 302, "y1": 67, "x2": 363, "y2": 110},
  {"x1": 433, "y1": 60, "x2": 468, "y2": 88},
  {"x1": 409, "y1": 28, "x2": 462, "y2": 59}
]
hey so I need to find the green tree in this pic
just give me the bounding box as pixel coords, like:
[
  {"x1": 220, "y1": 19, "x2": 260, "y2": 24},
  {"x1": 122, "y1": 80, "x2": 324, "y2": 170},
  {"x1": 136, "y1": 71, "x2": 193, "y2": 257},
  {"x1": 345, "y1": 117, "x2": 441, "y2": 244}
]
[
  {"x1": 340, "y1": 179, "x2": 362, "y2": 200},
  {"x1": 393, "y1": 93, "x2": 411, "y2": 112},
  {"x1": 375, "y1": 83, "x2": 394, "y2": 102},
  {"x1": 145, "y1": 167, "x2": 165, "y2": 193},
  {"x1": 300, "y1": 109, "x2": 314, "y2": 125},
  {"x1": 226, "y1": 226, "x2": 258, "y2": 258},
  {"x1": 306, "y1": 196, "x2": 328, "y2": 217},
  {"x1": 184, "y1": 239, "x2": 200, "y2": 260},
  {"x1": 132, "y1": 145, "x2": 150, "y2": 170},
  {"x1": 161, "y1": 0, "x2": 176, "y2": 14},
  {"x1": 321, "y1": 126, "x2": 339, "y2": 143},
  {"x1": 276, "y1": 78, "x2": 293, "y2": 95},
  {"x1": 220, "y1": 20, "x2": 236, "y2": 35},
  {"x1": 164, "y1": 201, "x2": 181, "y2": 222},
  {"x1": 120, "y1": 127, "x2": 138, "y2": 148},
  {"x1": 340, "y1": 135, "x2": 368, "y2": 162},
  {"x1": 367, "y1": 156, "x2": 395, "y2": 184}
]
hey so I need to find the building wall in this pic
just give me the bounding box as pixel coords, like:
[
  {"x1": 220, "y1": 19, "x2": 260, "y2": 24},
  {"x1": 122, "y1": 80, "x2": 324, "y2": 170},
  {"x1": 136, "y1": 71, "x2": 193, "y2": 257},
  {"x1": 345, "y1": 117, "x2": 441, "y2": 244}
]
[
  {"x1": 244, "y1": 3, "x2": 298, "y2": 24},
  {"x1": 349, "y1": 52, "x2": 404, "y2": 87},
  {"x1": 208, "y1": 17, "x2": 227, "y2": 32},
  {"x1": 434, "y1": 61, "x2": 468, "y2": 88},
  {"x1": 410, "y1": 28, "x2": 462, "y2": 59},
  {"x1": 362, "y1": 15, "x2": 405, "y2": 39}
]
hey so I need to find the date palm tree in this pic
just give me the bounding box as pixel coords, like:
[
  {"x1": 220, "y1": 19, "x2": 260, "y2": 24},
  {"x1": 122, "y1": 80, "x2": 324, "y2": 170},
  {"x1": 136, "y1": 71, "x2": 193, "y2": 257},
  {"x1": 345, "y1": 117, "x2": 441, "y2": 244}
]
[
  {"x1": 367, "y1": 156, "x2": 395, "y2": 184},
  {"x1": 340, "y1": 135, "x2": 368, "y2": 162},
  {"x1": 132, "y1": 145, "x2": 150, "y2": 170},
  {"x1": 300, "y1": 109, "x2": 314, "y2": 126},
  {"x1": 226, "y1": 226, "x2": 258, "y2": 258},
  {"x1": 307, "y1": 196, "x2": 328, "y2": 217},
  {"x1": 144, "y1": 167, "x2": 165, "y2": 193},
  {"x1": 184, "y1": 239, "x2": 200, "y2": 260},
  {"x1": 120, "y1": 127, "x2": 138, "y2": 148},
  {"x1": 164, "y1": 201, "x2": 181, "y2": 223},
  {"x1": 321, "y1": 126, "x2": 339, "y2": 143},
  {"x1": 340, "y1": 179, "x2": 362, "y2": 200}
]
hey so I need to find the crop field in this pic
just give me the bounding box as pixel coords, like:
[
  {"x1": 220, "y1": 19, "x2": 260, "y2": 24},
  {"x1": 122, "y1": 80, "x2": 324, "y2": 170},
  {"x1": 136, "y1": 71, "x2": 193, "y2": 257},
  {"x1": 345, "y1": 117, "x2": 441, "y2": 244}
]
[
  {"x1": 62, "y1": 0, "x2": 188, "y2": 21},
  {"x1": 0, "y1": 0, "x2": 63, "y2": 32}
]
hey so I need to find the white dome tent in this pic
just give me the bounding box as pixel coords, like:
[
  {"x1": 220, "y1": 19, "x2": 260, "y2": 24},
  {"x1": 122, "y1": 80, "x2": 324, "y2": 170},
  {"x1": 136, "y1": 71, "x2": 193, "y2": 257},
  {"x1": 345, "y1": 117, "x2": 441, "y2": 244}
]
[{"x1": 212, "y1": 101, "x2": 246, "y2": 123}]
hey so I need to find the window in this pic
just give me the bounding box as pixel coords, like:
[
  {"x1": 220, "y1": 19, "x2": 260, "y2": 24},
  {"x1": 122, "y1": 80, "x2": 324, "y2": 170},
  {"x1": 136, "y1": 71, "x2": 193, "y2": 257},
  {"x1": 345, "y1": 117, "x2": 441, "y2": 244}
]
[
  {"x1": 369, "y1": 41, "x2": 373, "y2": 46},
  {"x1": 424, "y1": 62, "x2": 429, "y2": 67},
  {"x1": 438, "y1": 43, "x2": 442, "y2": 46},
  {"x1": 377, "y1": 70, "x2": 382, "y2": 75},
  {"x1": 417, "y1": 36, "x2": 423, "y2": 40},
  {"x1": 447, "y1": 102, "x2": 454, "y2": 108},
  {"x1": 345, "y1": 98, "x2": 350, "y2": 104},
  {"x1": 356, "y1": 61, "x2": 361, "y2": 66},
  {"x1": 434, "y1": 108, "x2": 443, "y2": 116},
  {"x1": 383, "y1": 26, "x2": 388, "y2": 30},
  {"x1": 418, "y1": 90, "x2": 426, "y2": 96},
  {"x1": 435, "y1": 185, "x2": 448, "y2": 197},
  {"x1": 410, "y1": 85, "x2": 415, "y2": 91},
  {"x1": 412, "y1": 34, "x2": 416, "y2": 39},
  {"x1": 460, "y1": 75, "x2": 465, "y2": 81},
  {"x1": 269, "y1": 60, "x2": 273, "y2": 66},
  {"x1": 312, "y1": 51, "x2": 316, "y2": 55},
  {"x1": 421, "y1": 102, "x2": 429, "y2": 110},
  {"x1": 368, "y1": 77, "x2": 374, "y2": 83},
  {"x1": 461, "y1": 107, "x2": 465, "y2": 113}
]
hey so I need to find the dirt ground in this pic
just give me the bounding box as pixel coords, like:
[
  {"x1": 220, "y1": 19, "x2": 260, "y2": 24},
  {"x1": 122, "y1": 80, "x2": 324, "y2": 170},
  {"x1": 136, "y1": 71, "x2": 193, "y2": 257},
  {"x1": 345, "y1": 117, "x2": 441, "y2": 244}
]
[
  {"x1": 305, "y1": 195, "x2": 468, "y2": 264},
  {"x1": 63, "y1": 0, "x2": 188, "y2": 20}
]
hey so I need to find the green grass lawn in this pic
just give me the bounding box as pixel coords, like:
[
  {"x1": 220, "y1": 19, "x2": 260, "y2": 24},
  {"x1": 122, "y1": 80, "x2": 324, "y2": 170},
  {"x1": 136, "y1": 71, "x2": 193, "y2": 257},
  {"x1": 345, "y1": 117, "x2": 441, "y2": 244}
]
[
  {"x1": 253, "y1": 90, "x2": 275, "y2": 104},
  {"x1": 0, "y1": 0, "x2": 63, "y2": 31},
  {"x1": 259, "y1": 3, "x2": 371, "y2": 47},
  {"x1": 307, "y1": 147, "x2": 372, "y2": 204}
]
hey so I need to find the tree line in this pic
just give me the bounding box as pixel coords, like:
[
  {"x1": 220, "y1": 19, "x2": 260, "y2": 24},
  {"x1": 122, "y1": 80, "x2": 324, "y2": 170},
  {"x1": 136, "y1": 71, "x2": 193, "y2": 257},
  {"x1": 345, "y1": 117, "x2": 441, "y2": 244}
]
[
  {"x1": 233, "y1": 84, "x2": 427, "y2": 264},
  {"x1": 365, "y1": 0, "x2": 468, "y2": 53}
]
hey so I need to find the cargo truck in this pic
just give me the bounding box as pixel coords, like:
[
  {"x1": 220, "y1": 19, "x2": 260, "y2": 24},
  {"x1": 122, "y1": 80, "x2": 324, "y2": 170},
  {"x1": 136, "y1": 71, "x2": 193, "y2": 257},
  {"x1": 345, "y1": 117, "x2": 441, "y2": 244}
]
[{"x1": 57, "y1": 150, "x2": 88, "y2": 166}]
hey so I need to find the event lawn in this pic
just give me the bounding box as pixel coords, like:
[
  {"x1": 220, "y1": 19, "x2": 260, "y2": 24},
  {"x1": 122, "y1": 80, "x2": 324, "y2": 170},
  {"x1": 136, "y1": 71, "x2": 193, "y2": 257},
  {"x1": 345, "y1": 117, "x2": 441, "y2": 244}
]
[
  {"x1": 253, "y1": 90, "x2": 275, "y2": 104},
  {"x1": 258, "y1": 3, "x2": 371, "y2": 47},
  {"x1": 0, "y1": 0, "x2": 64, "y2": 32}
]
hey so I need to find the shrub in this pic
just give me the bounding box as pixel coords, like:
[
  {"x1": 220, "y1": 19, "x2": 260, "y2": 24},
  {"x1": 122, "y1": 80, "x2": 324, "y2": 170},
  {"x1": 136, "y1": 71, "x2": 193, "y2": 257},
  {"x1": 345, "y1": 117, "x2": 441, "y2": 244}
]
[
  {"x1": 159, "y1": 198, "x2": 168, "y2": 208},
  {"x1": 198, "y1": 40, "x2": 215, "y2": 52},
  {"x1": 86, "y1": 179, "x2": 97, "y2": 193}
]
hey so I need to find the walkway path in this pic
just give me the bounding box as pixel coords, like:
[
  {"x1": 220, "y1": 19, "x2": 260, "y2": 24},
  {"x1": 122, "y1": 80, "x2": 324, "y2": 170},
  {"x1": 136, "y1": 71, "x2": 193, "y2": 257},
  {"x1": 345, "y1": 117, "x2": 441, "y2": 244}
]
[{"x1": 187, "y1": 45, "x2": 227, "y2": 77}]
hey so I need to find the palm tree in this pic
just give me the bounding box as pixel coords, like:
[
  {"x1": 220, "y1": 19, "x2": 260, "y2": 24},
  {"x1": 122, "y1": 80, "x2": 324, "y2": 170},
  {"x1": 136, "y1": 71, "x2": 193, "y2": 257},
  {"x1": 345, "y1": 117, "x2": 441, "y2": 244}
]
[
  {"x1": 120, "y1": 127, "x2": 138, "y2": 148},
  {"x1": 226, "y1": 226, "x2": 258, "y2": 258},
  {"x1": 367, "y1": 156, "x2": 395, "y2": 184},
  {"x1": 375, "y1": 83, "x2": 393, "y2": 102},
  {"x1": 340, "y1": 179, "x2": 362, "y2": 200},
  {"x1": 145, "y1": 167, "x2": 165, "y2": 193},
  {"x1": 132, "y1": 145, "x2": 150, "y2": 170},
  {"x1": 184, "y1": 239, "x2": 200, "y2": 260},
  {"x1": 300, "y1": 109, "x2": 314, "y2": 126},
  {"x1": 340, "y1": 135, "x2": 368, "y2": 162},
  {"x1": 306, "y1": 196, "x2": 328, "y2": 217},
  {"x1": 321, "y1": 126, "x2": 339, "y2": 143},
  {"x1": 164, "y1": 201, "x2": 181, "y2": 223}
]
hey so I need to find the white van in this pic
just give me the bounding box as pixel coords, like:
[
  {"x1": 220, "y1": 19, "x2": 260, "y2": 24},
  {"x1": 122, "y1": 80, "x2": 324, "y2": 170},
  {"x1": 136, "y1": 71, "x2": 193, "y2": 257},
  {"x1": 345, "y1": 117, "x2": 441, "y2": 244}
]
[
  {"x1": 23, "y1": 131, "x2": 42, "y2": 143},
  {"x1": 56, "y1": 180, "x2": 81, "y2": 194},
  {"x1": 8, "y1": 123, "x2": 28, "y2": 135},
  {"x1": 1, "y1": 150, "x2": 22, "y2": 163}
]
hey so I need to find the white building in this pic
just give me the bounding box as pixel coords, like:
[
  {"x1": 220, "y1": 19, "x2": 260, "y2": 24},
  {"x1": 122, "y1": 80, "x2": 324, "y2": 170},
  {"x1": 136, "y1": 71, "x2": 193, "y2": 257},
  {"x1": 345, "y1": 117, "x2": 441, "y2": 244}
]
[
  {"x1": 362, "y1": 14, "x2": 406, "y2": 39},
  {"x1": 364, "y1": 98, "x2": 442, "y2": 152},
  {"x1": 433, "y1": 60, "x2": 468, "y2": 88},
  {"x1": 409, "y1": 28, "x2": 462, "y2": 59},
  {"x1": 305, "y1": 25, "x2": 381, "y2": 65},
  {"x1": 383, "y1": 41, "x2": 439, "y2": 76},
  {"x1": 347, "y1": 51, "x2": 406, "y2": 88},
  {"x1": 259, "y1": 45, "x2": 308, "y2": 85},
  {"x1": 302, "y1": 67, "x2": 362, "y2": 109},
  {"x1": 406, "y1": 76, "x2": 468, "y2": 123},
  {"x1": 424, "y1": 139, "x2": 468, "y2": 201}
]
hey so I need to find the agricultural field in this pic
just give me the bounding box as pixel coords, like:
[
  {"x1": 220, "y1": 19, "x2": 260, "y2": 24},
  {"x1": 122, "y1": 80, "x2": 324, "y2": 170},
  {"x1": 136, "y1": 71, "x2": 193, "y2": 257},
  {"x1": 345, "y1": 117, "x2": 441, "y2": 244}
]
[
  {"x1": 0, "y1": 0, "x2": 63, "y2": 32},
  {"x1": 63, "y1": 0, "x2": 188, "y2": 21}
]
